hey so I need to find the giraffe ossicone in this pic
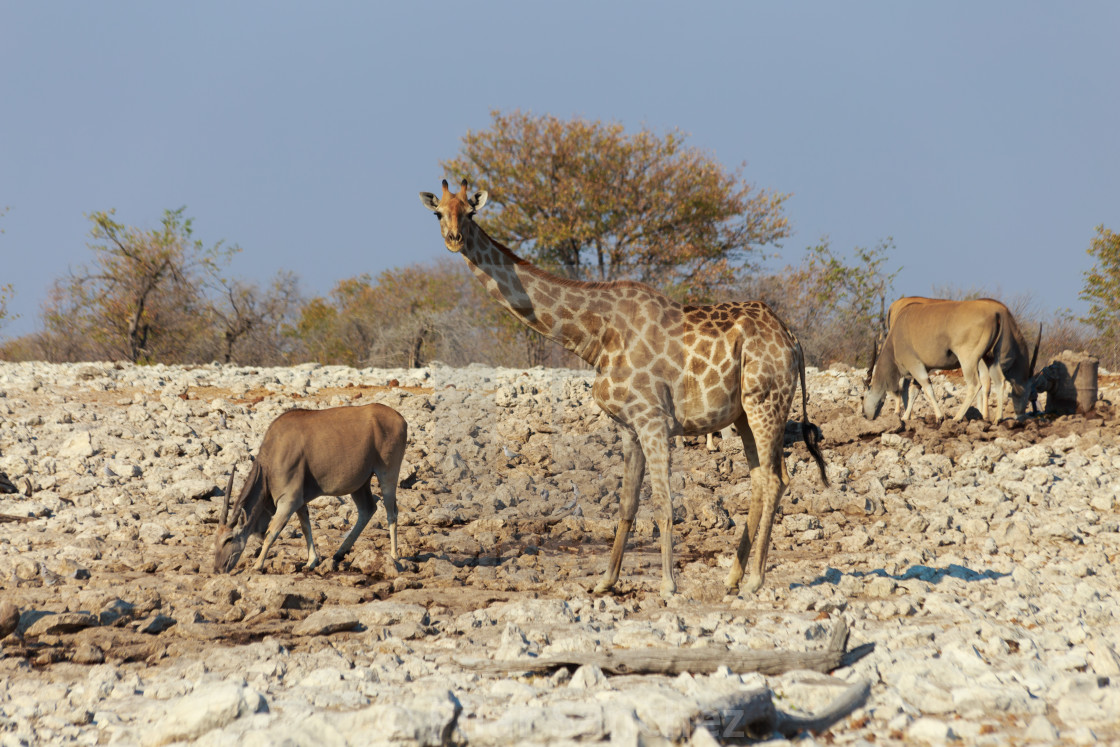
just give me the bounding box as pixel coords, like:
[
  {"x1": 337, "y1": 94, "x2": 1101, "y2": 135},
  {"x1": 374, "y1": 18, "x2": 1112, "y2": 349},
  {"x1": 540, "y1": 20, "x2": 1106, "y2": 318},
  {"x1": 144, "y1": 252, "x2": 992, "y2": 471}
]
[{"x1": 419, "y1": 179, "x2": 828, "y2": 598}]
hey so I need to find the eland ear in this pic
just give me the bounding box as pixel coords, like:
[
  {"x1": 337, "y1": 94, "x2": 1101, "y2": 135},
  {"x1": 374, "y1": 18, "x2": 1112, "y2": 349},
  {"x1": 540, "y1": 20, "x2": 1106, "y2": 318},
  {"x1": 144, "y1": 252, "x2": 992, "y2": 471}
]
[
  {"x1": 470, "y1": 191, "x2": 488, "y2": 211},
  {"x1": 419, "y1": 192, "x2": 440, "y2": 212}
]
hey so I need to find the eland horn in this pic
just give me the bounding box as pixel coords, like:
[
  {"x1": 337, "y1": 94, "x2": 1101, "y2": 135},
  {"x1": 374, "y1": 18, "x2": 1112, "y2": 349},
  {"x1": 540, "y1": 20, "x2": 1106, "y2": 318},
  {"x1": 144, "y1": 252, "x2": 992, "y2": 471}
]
[
  {"x1": 865, "y1": 337, "x2": 879, "y2": 390},
  {"x1": 1029, "y1": 323, "x2": 1042, "y2": 378},
  {"x1": 220, "y1": 466, "x2": 236, "y2": 526}
]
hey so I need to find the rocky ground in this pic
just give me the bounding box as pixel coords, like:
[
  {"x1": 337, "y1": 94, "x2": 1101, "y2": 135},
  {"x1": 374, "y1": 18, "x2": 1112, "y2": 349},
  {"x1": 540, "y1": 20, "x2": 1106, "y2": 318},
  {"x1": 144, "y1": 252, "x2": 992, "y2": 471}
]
[{"x1": 0, "y1": 359, "x2": 1119, "y2": 746}]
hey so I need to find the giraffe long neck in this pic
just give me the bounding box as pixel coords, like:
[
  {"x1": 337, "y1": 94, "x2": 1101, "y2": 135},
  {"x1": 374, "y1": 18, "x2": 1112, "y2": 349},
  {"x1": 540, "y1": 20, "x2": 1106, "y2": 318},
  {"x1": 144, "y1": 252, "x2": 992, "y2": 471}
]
[{"x1": 461, "y1": 228, "x2": 606, "y2": 365}]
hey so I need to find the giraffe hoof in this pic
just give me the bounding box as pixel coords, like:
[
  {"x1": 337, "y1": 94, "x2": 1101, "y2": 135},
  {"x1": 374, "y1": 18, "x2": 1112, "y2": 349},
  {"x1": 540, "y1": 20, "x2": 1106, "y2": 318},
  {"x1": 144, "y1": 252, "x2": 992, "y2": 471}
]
[
  {"x1": 305, "y1": 558, "x2": 321, "y2": 572},
  {"x1": 743, "y1": 575, "x2": 763, "y2": 595},
  {"x1": 591, "y1": 580, "x2": 613, "y2": 596}
]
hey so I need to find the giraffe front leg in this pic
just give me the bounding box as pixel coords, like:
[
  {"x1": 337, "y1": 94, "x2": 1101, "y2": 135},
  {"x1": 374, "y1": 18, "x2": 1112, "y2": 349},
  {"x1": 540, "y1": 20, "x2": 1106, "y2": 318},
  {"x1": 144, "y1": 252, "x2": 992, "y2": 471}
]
[{"x1": 593, "y1": 428, "x2": 644, "y2": 595}]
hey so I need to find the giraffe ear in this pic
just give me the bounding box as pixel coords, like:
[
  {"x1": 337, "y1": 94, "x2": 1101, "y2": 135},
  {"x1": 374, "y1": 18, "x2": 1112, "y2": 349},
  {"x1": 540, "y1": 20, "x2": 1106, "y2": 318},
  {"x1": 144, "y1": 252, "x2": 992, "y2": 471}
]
[
  {"x1": 419, "y1": 192, "x2": 440, "y2": 212},
  {"x1": 470, "y1": 191, "x2": 488, "y2": 211}
]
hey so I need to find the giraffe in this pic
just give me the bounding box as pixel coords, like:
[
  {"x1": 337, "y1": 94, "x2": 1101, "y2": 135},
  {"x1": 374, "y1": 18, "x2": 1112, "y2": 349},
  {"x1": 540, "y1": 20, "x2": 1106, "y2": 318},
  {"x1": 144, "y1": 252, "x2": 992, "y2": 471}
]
[{"x1": 419, "y1": 180, "x2": 828, "y2": 598}]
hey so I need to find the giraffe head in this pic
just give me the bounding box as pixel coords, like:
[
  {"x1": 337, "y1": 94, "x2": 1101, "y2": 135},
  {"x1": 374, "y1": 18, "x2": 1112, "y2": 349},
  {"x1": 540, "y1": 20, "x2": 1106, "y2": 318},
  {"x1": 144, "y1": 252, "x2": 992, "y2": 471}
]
[{"x1": 419, "y1": 179, "x2": 489, "y2": 253}]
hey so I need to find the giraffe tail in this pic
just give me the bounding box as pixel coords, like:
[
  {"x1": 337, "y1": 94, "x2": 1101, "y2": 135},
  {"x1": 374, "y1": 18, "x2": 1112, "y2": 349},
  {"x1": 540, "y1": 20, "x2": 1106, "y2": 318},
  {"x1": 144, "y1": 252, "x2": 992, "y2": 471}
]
[{"x1": 796, "y1": 344, "x2": 829, "y2": 486}]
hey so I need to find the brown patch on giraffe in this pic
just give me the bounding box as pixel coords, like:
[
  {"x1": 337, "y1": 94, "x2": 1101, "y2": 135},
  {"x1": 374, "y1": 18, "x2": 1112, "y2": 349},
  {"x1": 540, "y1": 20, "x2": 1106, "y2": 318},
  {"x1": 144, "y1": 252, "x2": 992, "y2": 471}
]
[
  {"x1": 600, "y1": 327, "x2": 623, "y2": 353},
  {"x1": 703, "y1": 367, "x2": 723, "y2": 391},
  {"x1": 560, "y1": 322, "x2": 582, "y2": 341},
  {"x1": 632, "y1": 339, "x2": 656, "y2": 367},
  {"x1": 580, "y1": 312, "x2": 602, "y2": 338},
  {"x1": 695, "y1": 338, "x2": 715, "y2": 361}
]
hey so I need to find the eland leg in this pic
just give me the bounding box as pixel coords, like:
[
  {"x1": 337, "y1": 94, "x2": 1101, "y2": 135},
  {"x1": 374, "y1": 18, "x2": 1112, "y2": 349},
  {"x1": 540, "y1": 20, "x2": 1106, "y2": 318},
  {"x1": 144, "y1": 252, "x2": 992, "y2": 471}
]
[
  {"x1": 593, "y1": 427, "x2": 645, "y2": 595},
  {"x1": 297, "y1": 505, "x2": 322, "y2": 570},
  {"x1": 953, "y1": 359, "x2": 985, "y2": 421},
  {"x1": 330, "y1": 484, "x2": 375, "y2": 570},
  {"x1": 374, "y1": 461, "x2": 401, "y2": 560},
  {"x1": 254, "y1": 490, "x2": 304, "y2": 572},
  {"x1": 990, "y1": 363, "x2": 1009, "y2": 421},
  {"x1": 977, "y1": 362, "x2": 993, "y2": 420},
  {"x1": 910, "y1": 365, "x2": 945, "y2": 421},
  {"x1": 901, "y1": 379, "x2": 920, "y2": 419}
]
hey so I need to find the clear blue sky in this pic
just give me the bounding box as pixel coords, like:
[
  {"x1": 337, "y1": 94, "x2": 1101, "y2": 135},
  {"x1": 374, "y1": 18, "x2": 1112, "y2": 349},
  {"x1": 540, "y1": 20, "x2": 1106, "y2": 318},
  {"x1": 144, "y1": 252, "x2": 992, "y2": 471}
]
[{"x1": 2, "y1": 2, "x2": 1118, "y2": 339}]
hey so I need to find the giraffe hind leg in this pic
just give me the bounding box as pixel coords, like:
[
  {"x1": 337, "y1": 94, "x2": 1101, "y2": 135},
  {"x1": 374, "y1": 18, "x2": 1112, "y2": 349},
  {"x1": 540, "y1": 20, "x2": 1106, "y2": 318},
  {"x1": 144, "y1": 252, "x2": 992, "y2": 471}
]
[
  {"x1": 727, "y1": 383, "x2": 791, "y2": 596},
  {"x1": 742, "y1": 415, "x2": 788, "y2": 595},
  {"x1": 725, "y1": 413, "x2": 758, "y2": 594},
  {"x1": 637, "y1": 423, "x2": 677, "y2": 599}
]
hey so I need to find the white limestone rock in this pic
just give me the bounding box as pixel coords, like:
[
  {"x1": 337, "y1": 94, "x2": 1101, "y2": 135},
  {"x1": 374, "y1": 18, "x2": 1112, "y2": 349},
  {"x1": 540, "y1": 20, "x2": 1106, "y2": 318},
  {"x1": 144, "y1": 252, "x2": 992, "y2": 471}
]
[{"x1": 142, "y1": 684, "x2": 268, "y2": 746}]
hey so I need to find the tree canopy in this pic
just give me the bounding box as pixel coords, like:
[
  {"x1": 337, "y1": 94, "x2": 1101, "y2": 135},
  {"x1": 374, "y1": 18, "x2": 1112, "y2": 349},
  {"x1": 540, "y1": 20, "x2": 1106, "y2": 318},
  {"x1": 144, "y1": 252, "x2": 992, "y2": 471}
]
[
  {"x1": 292, "y1": 260, "x2": 516, "y2": 368},
  {"x1": 1080, "y1": 224, "x2": 1120, "y2": 365},
  {"x1": 40, "y1": 208, "x2": 235, "y2": 362},
  {"x1": 740, "y1": 239, "x2": 899, "y2": 368},
  {"x1": 440, "y1": 110, "x2": 790, "y2": 303},
  {"x1": 0, "y1": 208, "x2": 11, "y2": 330},
  {"x1": 0, "y1": 284, "x2": 13, "y2": 331}
]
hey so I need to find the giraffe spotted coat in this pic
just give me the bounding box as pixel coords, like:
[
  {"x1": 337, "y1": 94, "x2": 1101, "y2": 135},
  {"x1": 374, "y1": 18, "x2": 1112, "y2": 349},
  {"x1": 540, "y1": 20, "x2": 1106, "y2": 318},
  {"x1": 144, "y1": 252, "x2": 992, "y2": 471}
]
[{"x1": 421, "y1": 179, "x2": 827, "y2": 598}]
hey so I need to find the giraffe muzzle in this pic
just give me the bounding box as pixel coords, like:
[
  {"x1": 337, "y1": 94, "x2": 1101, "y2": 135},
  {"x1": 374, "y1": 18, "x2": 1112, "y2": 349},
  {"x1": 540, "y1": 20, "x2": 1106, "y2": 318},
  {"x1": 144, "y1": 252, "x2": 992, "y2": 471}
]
[{"x1": 445, "y1": 232, "x2": 464, "y2": 251}]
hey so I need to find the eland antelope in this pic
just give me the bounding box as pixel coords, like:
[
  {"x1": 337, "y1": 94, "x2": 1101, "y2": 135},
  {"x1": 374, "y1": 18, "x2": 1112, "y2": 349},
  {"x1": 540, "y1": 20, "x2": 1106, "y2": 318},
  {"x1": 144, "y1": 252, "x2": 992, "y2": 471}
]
[
  {"x1": 214, "y1": 403, "x2": 407, "y2": 574},
  {"x1": 865, "y1": 298, "x2": 1039, "y2": 422}
]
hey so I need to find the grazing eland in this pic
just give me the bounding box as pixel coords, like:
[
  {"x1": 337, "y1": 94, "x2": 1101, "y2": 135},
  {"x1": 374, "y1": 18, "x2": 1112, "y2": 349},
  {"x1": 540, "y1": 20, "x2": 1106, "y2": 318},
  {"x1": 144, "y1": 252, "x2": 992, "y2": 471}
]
[
  {"x1": 865, "y1": 298, "x2": 1039, "y2": 422},
  {"x1": 877, "y1": 296, "x2": 988, "y2": 418},
  {"x1": 214, "y1": 403, "x2": 407, "y2": 574}
]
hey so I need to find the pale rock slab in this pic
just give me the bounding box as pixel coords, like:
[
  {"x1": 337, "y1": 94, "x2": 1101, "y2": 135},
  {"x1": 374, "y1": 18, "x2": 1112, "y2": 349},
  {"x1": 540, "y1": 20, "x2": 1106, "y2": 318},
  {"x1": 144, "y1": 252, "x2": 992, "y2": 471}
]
[{"x1": 142, "y1": 684, "x2": 268, "y2": 746}]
